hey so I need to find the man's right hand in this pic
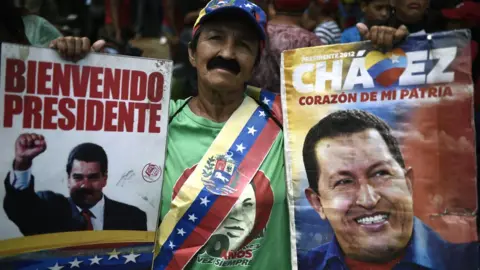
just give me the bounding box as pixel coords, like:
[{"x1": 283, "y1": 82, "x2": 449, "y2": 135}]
[
  {"x1": 14, "y1": 133, "x2": 47, "y2": 171},
  {"x1": 49, "y1": 37, "x2": 106, "y2": 62},
  {"x1": 357, "y1": 23, "x2": 409, "y2": 51}
]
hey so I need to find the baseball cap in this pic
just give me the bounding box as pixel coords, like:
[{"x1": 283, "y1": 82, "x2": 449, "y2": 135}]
[
  {"x1": 273, "y1": 0, "x2": 311, "y2": 12},
  {"x1": 442, "y1": 0, "x2": 480, "y2": 25},
  {"x1": 193, "y1": 0, "x2": 267, "y2": 41},
  {"x1": 316, "y1": 0, "x2": 339, "y2": 14}
]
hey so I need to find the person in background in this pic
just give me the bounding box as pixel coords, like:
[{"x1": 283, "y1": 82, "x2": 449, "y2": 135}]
[
  {"x1": 250, "y1": 0, "x2": 322, "y2": 93},
  {"x1": 22, "y1": 0, "x2": 60, "y2": 25},
  {"x1": 84, "y1": 0, "x2": 106, "y2": 43},
  {"x1": 389, "y1": 0, "x2": 429, "y2": 35},
  {"x1": 338, "y1": 0, "x2": 363, "y2": 28},
  {"x1": 165, "y1": 0, "x2": 209, "y2": 99},
  {"x1": 104, "y1": 0, "x2": 132, "y2": 44},
  {"x1": 134, "y1": 0, "x2": 163, "y2": 39},
  {"x1": 165, "y1": 0, "x2": 208, "y2": 64},
  {"x1": 341, "y1": 0, "x2": 390, "y2": 43},
  {"x1": 310, "y1": 0, "x2": 342, "y2": 45},
  {"x1": 1, "y1": 0, "x2": 62, "y2": 46}
]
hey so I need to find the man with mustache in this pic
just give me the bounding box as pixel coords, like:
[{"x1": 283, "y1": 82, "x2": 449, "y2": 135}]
[
  {"x1": 40, "y1": 0, "x2": 413, "y2": 267},
  {"x1": 300, "y1": 110, "x2": 478, "y2": 270},
  {"x1": 4, "y1": 133, "x2": 147, "y2": 235}
]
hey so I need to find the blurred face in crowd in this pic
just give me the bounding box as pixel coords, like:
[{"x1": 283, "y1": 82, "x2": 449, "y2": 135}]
[
  {"x1": 393, "y1": 0, "x2": 429, "y2": 24},
  {"x1": 362, "y1": 0, "x2": 391, "y2": 26},
  {"x1": 305, "y1": 129, "x2": 414, "y2": 262},
  {"x1": 189, "y1": 13, "x2": 260, "y2": 94}
]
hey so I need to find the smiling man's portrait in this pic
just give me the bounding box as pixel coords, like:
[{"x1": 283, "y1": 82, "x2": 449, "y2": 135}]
[{"x1": 299, "y1": 109, "x2": 478, "y2": 270}]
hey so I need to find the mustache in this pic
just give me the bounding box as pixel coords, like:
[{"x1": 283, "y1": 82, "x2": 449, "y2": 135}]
[
  {"x1": 207, "y1": 57, "x2": 240, "y2": 74},
  {"x1": 74, "y1": 188, "x2": 95, "y2": 196}
]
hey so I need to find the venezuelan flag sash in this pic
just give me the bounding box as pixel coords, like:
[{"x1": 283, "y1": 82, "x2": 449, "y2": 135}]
[{"x1": 153, "y1": 88, "x2": 282, "y2": 269}]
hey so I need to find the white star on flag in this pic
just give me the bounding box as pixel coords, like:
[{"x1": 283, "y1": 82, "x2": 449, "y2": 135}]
[
  {"x1": 89, "y1": 255, "x2": 102, "y2": 265},
  {"x1": 200, "y1": 196, "x2": 210, "y2": 206},
  {"x1": 108, "y1": 249, "x2": 121, "y2": 260},
  {"x1": 48, "y1": 263, "x2": 63, "y2": 270},
  {"x1": 262, "y1": 97, "x2": 270, "y2": 105},
  {"x1": 247, "y1": 126, "x2": 257, "y2": 135},
  {"x1": 68, "y1": 258, "x2": 82, "y2": 268},
  {"x1": 390, "y1": 54, "x2": 400, "y2": 63},
  {"x1": 123, "y1": 251, "x2": 141, "y2": 264},
  {"x1": 177, "y1": 228, "x2": 186, "y2": 236},
  {"x1": 259, "y1": 111, "x2": 266, "y2": 117},
  {"x1": 245, "y1": 3, "x2": 253, "y2": 8},
  {"x1": 236, "y1": 143, "x2": 246, "y2": 153},
  {"x1": 168, "y1": 241, "x2": 176, "y2": 249},
  {"x1": 188, "y1": 213, "x2": 198, "y2": 222}
]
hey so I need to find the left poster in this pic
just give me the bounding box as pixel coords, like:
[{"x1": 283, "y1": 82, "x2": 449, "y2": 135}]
[{"x1": 0, "y1": 43, "x2": 172, "y2": 269}]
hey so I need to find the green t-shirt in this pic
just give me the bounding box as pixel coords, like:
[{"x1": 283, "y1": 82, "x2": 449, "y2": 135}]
[
  {"x1": 160, "y1": 98, "x2": 291, "y2": 269},
  {"x1": 22, "y1": 15, "x2": 62, "y2": 47}
]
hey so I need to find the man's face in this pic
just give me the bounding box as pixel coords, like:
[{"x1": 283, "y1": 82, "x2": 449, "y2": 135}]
[
  {"x1": 305, "y1": 129, "x2": 414, "y2": 262},
  {"x1": 68, "y1": 160, "x2": 107, "y2": 208},
  {"x1": 363, "y1": 0, "x2": 391, "y2": 26},
  {"x1": 214, "y1": 184, "x2": 256, "y2": 251},
  {"x1": 189, "y1": 17, "x2": 259, "y2": 93},
  {"x1": 394, "y1": 0, "x2": 429, "y2": 24}
]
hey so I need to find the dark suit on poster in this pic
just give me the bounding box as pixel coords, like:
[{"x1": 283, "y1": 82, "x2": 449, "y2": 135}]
[{"x1": 4, "y1": 173, "x2": 147, "y2": 236}]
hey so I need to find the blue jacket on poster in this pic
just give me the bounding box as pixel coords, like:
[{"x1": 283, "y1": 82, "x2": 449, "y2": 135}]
[{"x1": 299, "y1": 217, "x2": 479, "y2": 270}]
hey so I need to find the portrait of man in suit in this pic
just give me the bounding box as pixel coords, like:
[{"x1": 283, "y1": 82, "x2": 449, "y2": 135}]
[
  {"x1": 3, "y1": 133, "x2": 147, "y2": 236},
  {"x1": 299, "y1": 109, "x2": 478, "y2": 270}
]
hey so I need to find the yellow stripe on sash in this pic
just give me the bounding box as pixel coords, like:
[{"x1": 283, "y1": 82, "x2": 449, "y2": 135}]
[{"x1": 156, "y1": 96, "x2": 259, "y2": 250}]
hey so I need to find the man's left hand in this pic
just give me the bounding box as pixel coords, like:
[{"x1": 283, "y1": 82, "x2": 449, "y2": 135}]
[
  {"x1": 357, "y1": 23, "x2": 409, "y2": 51},
  {"x1": 49, "y1": 37, "x2": 106, "y2": 62}
]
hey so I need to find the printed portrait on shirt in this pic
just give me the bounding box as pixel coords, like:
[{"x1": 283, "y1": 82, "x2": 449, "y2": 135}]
[{"x1": 173, "y1": 165, "x2": 274, "y2": 262}]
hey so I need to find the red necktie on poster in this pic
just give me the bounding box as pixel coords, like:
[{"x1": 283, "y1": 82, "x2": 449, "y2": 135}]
[{"x1": 81, "y1": 209, "x2": 94, "y2": 231}]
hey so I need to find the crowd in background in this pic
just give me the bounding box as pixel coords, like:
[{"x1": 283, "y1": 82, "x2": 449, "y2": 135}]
[{"x1": 2, "y1": 0, "x2": 479, "y2": 97}]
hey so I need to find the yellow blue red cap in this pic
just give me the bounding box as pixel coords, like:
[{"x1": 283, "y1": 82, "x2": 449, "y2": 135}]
[{"x1": 193, "y1": 0, "x2": 267, "y2": 41}]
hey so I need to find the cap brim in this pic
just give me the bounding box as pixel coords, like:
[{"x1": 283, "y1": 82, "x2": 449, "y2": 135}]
[{"x1": 196, "y1": 7, "x2": 266, "y2": 41}]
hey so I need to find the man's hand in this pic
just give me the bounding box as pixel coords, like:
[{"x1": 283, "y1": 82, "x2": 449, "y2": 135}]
[
  {"x1": 14, "y1": 133, "x2": 47, "y2": 171},
  {"x1": 49, "y1": 37, "x2": 106, "y2": 61},
  {"x1": 357, "y1": 23, "x2": 409, "y2": 50}
]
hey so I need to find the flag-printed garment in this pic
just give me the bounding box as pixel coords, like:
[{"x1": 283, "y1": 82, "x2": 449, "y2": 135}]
[{"x1": 160, "y1": 97, "x2": 290, "y2": 269}]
